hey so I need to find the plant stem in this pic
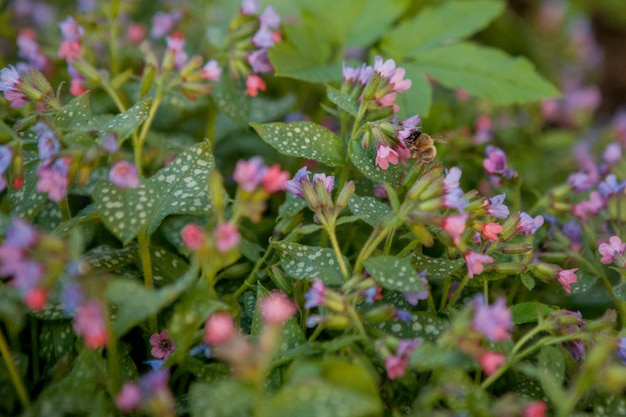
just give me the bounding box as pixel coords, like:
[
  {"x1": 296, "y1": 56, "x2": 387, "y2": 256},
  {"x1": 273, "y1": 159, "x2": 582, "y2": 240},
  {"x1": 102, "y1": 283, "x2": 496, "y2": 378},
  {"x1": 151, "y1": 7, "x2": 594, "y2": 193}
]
[
  {"x1": 354, "y1": 226, "x2": 392, "y2": 274},
  {"x1": 104, "y1": 301, "x2": 121, "y2": 395},
  {"x1": 0, "y1": 326, "x2": 30, "y2": 408},
  {"x1": 447, "y1": 274, "x2": 471, "y2": 309},
  {"x1": 204, "y1": 100, "x2": 217, "y2": 150},
  {"x1": 233, "y1": 244, "x2": 275, "y2": 299},
  {"x1": 59, "y1": 197, "x2": 71, "y2": 222},
  {"x1": 325, "y1": 223, "x2": 350, "y2": 280},
  {"x1": 134, "y1": 86, "x2": 164, "y2": 176},
  {"x1": 138, "y1": 231, "x2": 157, "y2": 334}
]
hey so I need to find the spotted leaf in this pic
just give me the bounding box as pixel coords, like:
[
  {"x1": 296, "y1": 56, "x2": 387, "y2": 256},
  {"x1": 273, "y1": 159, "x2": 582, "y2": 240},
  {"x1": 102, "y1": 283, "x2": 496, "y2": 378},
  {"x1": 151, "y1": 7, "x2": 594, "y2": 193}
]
[
  {"x1": 7, "y1": 161, "x2": 47, "y2": 220},
  {"x1": 349, "y1": 137, "x2": 400, "y2": 185},
  {"x1": 211, "y1": 76, "x2": 249, "y2": 126},
  {"x1": 363, "y1": 256, "x2": 427, "y2": 292},
  {"x1": 326, "y1": 86, "x2": 358, "y2": 117},
  {"x1": 251, "y1": 121, "x2": 346, "y2": 167},
  {"x1": 274, "y1": 241, "x2": 347, "y2": 285},
  {"x1": 374, "y1": 311, "x2": 448, "y2": 343},
  {"x1": 348, "y1": 194, "x2": 391, "y2": 227},
  {"x1": 411, "y1": 255, "x2": 465, "y2": 281},
  {"x1": 53, "y1": 92, "x2": 91, "y2": 130},
  {"x1": 97, "y1": 99, "x2": 151, "y2": 142}
]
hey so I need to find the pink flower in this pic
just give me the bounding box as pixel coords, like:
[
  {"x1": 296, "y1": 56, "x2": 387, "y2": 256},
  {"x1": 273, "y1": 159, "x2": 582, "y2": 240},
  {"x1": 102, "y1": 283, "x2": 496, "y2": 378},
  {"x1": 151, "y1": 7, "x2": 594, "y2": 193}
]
[
  {"x1": 126, "y1": 22, "x2": 146, "y2": 44},
  {"x1": 571, "y1": 191, "x2": 604, "y2": 221},
  {"x1": 478, "y1": 351, "x2": 506, "y2": 376},
  {"x1": 0, "y1": 65, "x2": 27, "y2": 108},
  {"x1": 109, "y1": 160, "x2": 140, "y2": 189},
  {"x1": 116, "y1": 383, "x2": 142, "y2": 412},
  {"x1": 483, "y1": 145, "x2": 508, "y2": 175},
  {"x1": 248, "y1": 49, "x2": 273, "y2": 74},
  {"x1": 202, "y1": 59, "x2": 221, "y2": 82},
  {"x1": 557, "y1": 268, "x2": 579, "y2": 293},
  {"x1": 181, "y1": 223, "x2": 206, "y2": 250},
  {"x1": 25, "y1": 287, "x2": 47, "y2": 311},
  {"x1": 245, "y1": 74, "x2": 266, "y2": 96},
  {"x1": 481, "y1": 222, "x2": 503, "y2": 241},
  {"x1": 204, "y1": 313, "x2": 235, "y2": 345},
  {"x1": 149, "y1": 330, "x2": 176, "y2": 359},
  {"x1": 524, "y1": 401, "x2": 547, "y2": 417},
  {"x1": 259, "y1": 6, "x2": 281, "y2": 29},
  {"x1": 603, "y1": 142, "x2": 622, "y2": 165},
  {"x1": 389, "y1": 67, "x2": 411, "y2": 93},
  {"x1": 262, "y1": 164, "x2": 290, "y2": 193},
  {"x1": 260, "y1": 291, "x2": 297, "y2": 324},
  {"x1": 464, "y1": 251, "x2": 494, "y2": 279},
  {"x1": 69, "y1": 77, "x2": 87, "y2": 96},
  {"x1": 73, "y1": 298, "x2": 108, "y2": 349},
  {"x1": 304, "y1": 278, "x2": 327, "y2": 309},
  {"x1": 312, "y1": 173, "x2": 335, "y2": 194},
  {"x1": 233, "y1": 157, "x2": 266, "y2": 191},
  {"x1": 37, "y1": 157, "x2": 71, "y2": 202},
  {"x1": 472, "y1": 296, "x2": 513, "y2": 342},
  {"x1": 213, "y1": 222, "x2": 240, "y2": 252},
  {"x1": 240, "y1": 0, "x2": 260, "y2": 15},
  {"x1": 166, "y1": 33, "x2": 188, "y2": 69},
  {"x1": 373, "y1": 56, "x2": 396, "y2": 78},
  {"x1": 58, "y1": 40, "x2": 82, "y2": 61},
  {"x1": 375, "y1": 144, "x2": 399, "y2": 170},
  {"x1": 150, "y1": 10, "x2": 181, "y2": 39},
  {"x1": 385, "y1": 355, "x2": 408, "y2": 380},
  {"x1": 441, "y1": 214, "x2": 468, "y2": 245},
  {"x1": 599, "y1": 236, "x2": 626, "y2": 264}
]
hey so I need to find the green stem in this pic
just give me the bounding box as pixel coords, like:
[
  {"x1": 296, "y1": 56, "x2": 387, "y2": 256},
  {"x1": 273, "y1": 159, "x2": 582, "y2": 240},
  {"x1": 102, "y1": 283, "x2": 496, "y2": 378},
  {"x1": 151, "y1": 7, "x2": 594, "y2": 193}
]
[
  {"x1": 347, "y1": 305, "x2": 368, "y2": 342},
  {"x1": 104, "y1": 301, "x2": 121, "y2": 395},
  {"x1": 59, "y1": 197, "x2": 71, "y2": 222},
  {"x1": 307, "y1": 324, "x2": 324, "y2": 342},
  {"x1": 204, "y1": 100, "x2": 218, "y2": 150},
  {"x1": 325, "y1": 223, "x2": 350, "y2": 280},
  {"x1": 598, "y1": 273, "x2": 626, "y2": 328},
  {"x1": 101, "y1": 81, "x2": 127, "y2": 113},
  {"x1": 108, "y1": 0, "x2": 121, "y2": 76},
  {"x1": 134, "y1": 87, "x2": 164, "y2": 176},
  {"x1": 233, "y1": 244, "x2": 275, "y2": 299},
  {"x1": 354, "y1": 225, "x2": 392, "y2": 274},
  {"x1": 446, "y1": 274, "x2": 471, "y2": 309},
  {"x1": 0, "y1": 326, "x2": 30, "y2": 408},
  {"x1": 138, "y1": 231, "x2": 157, "y2": 334}
]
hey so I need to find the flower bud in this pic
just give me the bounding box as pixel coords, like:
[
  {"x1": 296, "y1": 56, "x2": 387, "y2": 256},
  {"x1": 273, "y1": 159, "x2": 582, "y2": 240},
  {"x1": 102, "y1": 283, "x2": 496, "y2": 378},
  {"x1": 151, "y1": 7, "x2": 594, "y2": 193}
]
[
  {"x1": 140, "y1": 63, "x2": 157, "y2": 97},
  {"x1": 364, "y1": 106, "x2": 395, "y2": 122},
  {"x1": 409, "y1": 223, "x2": 434, "y2": 247},
  {"x1": 72, "y1": 58, "x2": 101, "y2": 83},
  {"x1": 269, "y1": 265, "x2": 293, "y2": 294},
  {"x1": 362, "y1": 73, "x2": 382, "y2": 101},
  {"x1": 484, "y1": 262, "x2": 528, "y2": 275},
  {"x1": 323, "y1": 315, "x2": 351, "y2": 330},
  {"x1": 529, "y1": 262, "x2": 559, "y2": 281},
  {"x1": 498, "y1": 211, "x2": 521, "y2": 241},
  {"x1": 363, "y1": 304, "x2": 395, "y2": 323},
  {"x1": 335, "y1": 180, "x2": 355, "y2": 213},
  {"x1": 549, "y1": 182, "x2": 572, "y2": 199},
  {"x1": 301, "y1": 180, "x2": 320, "y2": 211},
  {"x1": 496, "y1": 243, "x2": 533, "y2": 255},
  {"x1": 180, "y1": 55, "x2": 204, "y2": 79}
]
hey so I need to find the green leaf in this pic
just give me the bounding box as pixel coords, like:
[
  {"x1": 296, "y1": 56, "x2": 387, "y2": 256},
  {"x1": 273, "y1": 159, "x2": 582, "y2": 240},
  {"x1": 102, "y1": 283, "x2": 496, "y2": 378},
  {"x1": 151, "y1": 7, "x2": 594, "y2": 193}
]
[
  {"x1": 613, "y1": 281, "x2": 626, "y2": 302},
  {"x1": 0, "y1": 287, "x2": 26, "y2": 336},
  {"x1": 83, "y1": 244, "x2": 137, "y2": 271},
  {"x1": 347, "y1": 195, "x2": 391, "y2": 228},
  {"x1": 349, "y1": 138, "x2": 400, "y2": 185},
  {"x1": 106, "y1": 266, "x2": 197, "y2": 337},
  {"x1": 40, "y1": 321, "x2": 76, "y2": 367},
  {"x1": 93, "y1": 141, "x2": 214, "y2": 243},
  {"x1": 326, "y1": 86, "x2": 358, "y2": 117},
  {"x1": 54, "y1": 93, "x2": 91, "y2": 129},
  {"x1": 413, "y1": 42, "x2": 560, "y2": 104},
  {"x1": 520, "y1": 273, "x2": 536, "y2": 291},
  {"x1": 381, "y1": 0, "x2": 505, "y2": 57},
  {"x1": 363, "y1": 256, "x2": 427, "y2": 292},
  {"x1": 411, "y1": 255, "x2": 465, "y2": 281},
  {"x1": 97, "y1": 99, "x2": 151, "y2": 142},
  {"x1": 259, "y1": 379, "x2": 382, "y2": 417},
  {"x1": 278, "y1": 193, "x2": 307, "y2": 219},
  {"x1": 7, "y1": 161, "x2": 47, "y2": 220},
  {"x1": 510, "y1": 302, "x2": 553, "y2": 325},
  {"x1": 538, "y1": 345, "x2": 565, "y2": 385},
  {"x1": 274, "y1": 241, "x2": 347, "y2": 285},
  {"x1": 595, "y1": 395, "x2": 626, "y2": 417},
  {"x1": 373, "y1": 311, "x2": 448, "y2": 343},
  {"x1": 35, "y1": 201, "x2": 62, "y2": 232},
  {"x1": 343, "y1": 0, "x2": 407, "y2": 47},
  {"x1": 251, "y1": 121, "x2": 346, "y2": 167},
  {"x1": 190, "y1": 380, "x2": 255, "y2": 417},
  {"x1": 148, "y1": 246, "x2": 188, "y2": 286},
  {"x1": 410, "y1": 342, "x2": 475, "y2": 371},
  {"x1": 54, "y1": 205, "x2": 97, "y2": 236},
  {"x1": 211, "y1": 76, "x2": 250, "y2": 126},
  {"x1": 250, "y1": 94, "x2": 297, "y2": 123}
]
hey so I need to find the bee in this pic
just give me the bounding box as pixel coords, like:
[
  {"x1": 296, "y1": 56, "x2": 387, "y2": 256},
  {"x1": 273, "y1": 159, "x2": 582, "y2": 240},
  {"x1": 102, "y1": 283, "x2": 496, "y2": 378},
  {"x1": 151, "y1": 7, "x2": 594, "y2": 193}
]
[{"x1": 404, "y1": 129, "x2": 445, "y2": 165}]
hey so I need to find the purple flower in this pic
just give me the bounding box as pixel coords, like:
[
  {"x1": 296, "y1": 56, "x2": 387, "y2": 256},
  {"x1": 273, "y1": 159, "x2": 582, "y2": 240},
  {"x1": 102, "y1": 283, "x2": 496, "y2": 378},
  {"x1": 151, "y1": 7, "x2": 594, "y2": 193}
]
[
  {"x1": 37, "y1": 157, "x2": 71, "y2": 202},
  {"x1": 464, "y1": 251, "x2": 494, "y2": 278},
  {"x1": 471, "y1": 295, "x2": 514, "y2": 342},
  {"x1": 59, "y1": 16, "x2": 85, "y2": 40},
  {"x1": 150, "y1": 11, "x2": 181, "y2": 38},
  {"x1": 358, "y1": 63, "x2": 374, "y2": 85},
  {"x1": 101, "y1": 131, "x2": 119, "y2": 153},
  {"x1": 362, "y1": 286, "x2": 382, "y2": 304},
  {"x1": 342, "y1": 63, "x2": 361, "y2": 83},
  {"x1": 483, "y1": 146, "x2": 508, "y2": 175},
  {"x1": 373, "y1": 56, "x2": 396, "y2": 78},
  {"x1": 568, "y1": 171, "x2": 594, "y2": 192},
  {"x1": 0, "y1": 146, "x2": 13, "y2": 175},
  {"x1": 259, "y1": 6, "x2": 281, "y2": 29},
  {"x1": 61, "y1": 282, "x2": 84, "y2": 316},
  {"x1": 202, "y1": 59, "x2": 222, "y2": 82},
  {"x1": 603, "y1": 142, "x2": 622, "y2": 165},
  {"x1": 109, "y1": 160, "x2": 140, "y2": 189},
  {"x1": 403, "y1": 272, "x2": 429, "y2": 306},
  {"x1": 598, "y1": 236, "x2": 626, "y2": 265},
  {"x1": 240, "y1": 0, "x2": 260, "y2": 15},
  {"x1": 149, "y1": 330, "x2": 176, "y2": 360},
  {"x1": 616, "y1": 338, "x2": 626, "y2": 365},
  {"x1": 312, "y1": 173, "x2": 335, "y2": 193},
  {"x1": 73, "y1": 298, "x2": 108, "y2": 349},
  {"x1": 36, "y1": 122, "x2": 60, "y2": 161},
  {"x1": 285, "y1": 166, "x2": 311, "y2": 197},
  {"x1": 517, "y1": 212, "x2": 544, "y2": 235},
  {"x1": 443, "y1": 167, "x2": 462, "y2": 193},
  {"x1": 252, "y1": 26, "x2": 275, "y2": 48},
  {"x1": 394, "y1": 310, "x2": 412, "y2": 322},
  {"x1": 116, "y1": 383, "x2": 142, "y2": 412},
  {"x1": 233, "y1": 157, "x2": 266, "y2": 192},
  {"x1": 247, "y1": 49, "x2": 273, "y2": 74},
  {"x1": 484, "y1": 194, "x2": 509, "y2": 219},
  {"x1": 304, "y1": 278, "x2": 326, "y2": 309},
  {"x1": 17, "y1": 30, "x2": 48, "y2": 71},
  {"x1": 0, "y1": 65, "x2": 27, "y2": 108},
  {"x1": 562, "y1": 220, "x2": 582, "y2": 245},
  {"x1": 598, "y1": 174, "x2": 626, "y2": 197}
]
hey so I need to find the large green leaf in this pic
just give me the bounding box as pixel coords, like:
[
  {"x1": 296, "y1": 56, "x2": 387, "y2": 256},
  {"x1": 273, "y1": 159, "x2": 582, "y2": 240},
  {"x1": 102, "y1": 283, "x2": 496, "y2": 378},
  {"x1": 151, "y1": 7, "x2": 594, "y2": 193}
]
[
  {"x1": 211, "y1": 76, "x2": 249, "y2": 127},
  {"x1": 413, "y1": 42, "x2": 560, "y2": 104},
  {"x1": 349, "y1": 138, "x2": 401, "y2": 186},
  {"x1": 381, "y1": 0, "x2": 505, "y2": 57},
  {"x1": 363, "y1": 256, "x2": 427, "y2": 292},
  {"x1": 411, "y1": 254, "x2": 464, "y2": 281},
  {"x1": 274, "y1": 241, "x2": 347, "y2": 285},
  {"x1": 190, "y1": 380, "x2": 255, "y2": 417},
  {"x1": 326, "y1": 86, "x2": 359, "y2": 117},
  {"x1": 251, "y1": 121, "x2": 346, "y2": 166},
  {"x1": 97, "y1": 99, "x2": 151, "y2": 142},
  {"x1": 374, "y1": 311, "x2": 448, "y2": 343},
  {"x1": 348, "y1": 194, "x2": 391, "y2": 228},
  {"x1": 510, "y1": 302, "x2": 553, "y2": 324},
  {"x1": 93, "y1": 141, "x2": 214, "y2": 244},
  {"x1": 54, "y1": 93, "x2": 92, "y2": 130}
]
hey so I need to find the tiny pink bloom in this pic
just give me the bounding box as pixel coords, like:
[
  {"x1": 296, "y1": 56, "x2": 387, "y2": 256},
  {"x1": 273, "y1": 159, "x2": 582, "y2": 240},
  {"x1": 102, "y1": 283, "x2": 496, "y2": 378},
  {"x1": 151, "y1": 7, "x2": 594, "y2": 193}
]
[
  {"x1": 213, "y1": 222, "x2": 240, "y2": 253},
  {"x1": 603, "y1": 142, "x2": 622, "y2": 165},
  {"x1": 181, "y1": 223, "x2": 205, "y2": 250},
  {"x1": 478, "y1": 351, "x2": 506, "y2": 376},
  {"x1": 389, "y1": 67, "x2": 411, "y2": 93},
  {"x1": 441, "y1": 214, "x2": 468, "y2": 245},
  {"x1": 166, "y1": 33, "x2": 188, "y2": 69},
  {"x1": 109, "y1": 160, "x2": 140, "y2": 189},
  {"x1": 260, "y1": 291, "x2": 297, "y2": 324},
  {"x1": 472, "y1": 295, "x2": 513, "y2": 342},
  {"x1": 312, "y1": 173, "x2": 335, "y2": 193},
  {"x1": 204, "y1": 313, "x2": 235, "y2": 345},
  {"x1": 69, "y1": 77, "x2": 87, "y2": 96},
  {"x1": 233, "y1": 157, "x2": 266, "y2": 191},
  {"x1": 483, "y1": 145, "x2": 508, "y2": 175},
  {"x1": 262, "y1": 164, "x2": 290, "y2": 193},
  {"x1": 375, "y1": 144, "x2": 399, "y2": 170},
  {"x1": 25, "y1": 287, "x2": 47, "y2": 311},
  {"x1": 557, "y1": 268, "x2": 579, "y2": 293},
  {"x1": 36, "y1": 157, "x2": 71, "y2": 202},
  {"x1": 126, "y1": 22, "x2": 146, "y2": 44},
  {"x1": 241, "y1": 0, "x2": 260, "y2": 15},
  {"x1": 599, "y1": 236, "x2": 626, "y2": 264},
  {"x1": 373, "y1": 56, "x2": 396, "y2": 78},
  {"x1": 149, "y1": 330, "x2": 176, "y2": 359},
  {"x1": 464, "y1": 251, "x2": 494, "y2": 279},
  {"x1": 58, "y1": 40, "x2": 82, "y2": 61},
  {"x1": 245, "y1": 74, "x2": 266, "y2": 97},
  {"x1": 516, "y1": 212, "x2": 544, "y2": 235},
  {"x1": 385, "y1": 355, "x2": 408, "y2": 380},
  {"x1": 116, "y1": 383, "x2": 142, "y2": 412},
  {"x1": 73, "y1": 298, "x2": 108, "y2": 349},
  {"x1": 259, "y1": 6, "x2": 281, "y2": 29},
  {"x1": 524, "y1": 401, "x2": 548, "y2": 417},
  {"x1": 571, "y1": 191, "x2": 605, "y2": 221},
  {"x1": 481, "y1": 222, "x2": 503, "y2": 241},
  {"x1": 455, "y1": 88, "x2": 470, "y2": 101},
  {"x1": 202, "y1": 59, "x2": 221, "y2": 82}
]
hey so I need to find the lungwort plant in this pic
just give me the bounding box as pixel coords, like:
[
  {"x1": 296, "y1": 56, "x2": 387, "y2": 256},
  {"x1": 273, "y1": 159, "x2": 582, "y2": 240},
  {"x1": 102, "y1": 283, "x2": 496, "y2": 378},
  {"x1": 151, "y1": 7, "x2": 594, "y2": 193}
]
[{"x1": 1, "y1": 1, "x2": 626, "y2": 416}]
